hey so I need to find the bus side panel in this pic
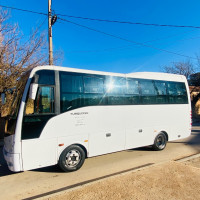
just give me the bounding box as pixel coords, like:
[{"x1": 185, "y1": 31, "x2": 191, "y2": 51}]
[
  {"x1": 125, "y1": 104, "x2": 190, "y2": 149},
  {"x1": 88, "y1": 107, "x2": 126, "y2": 157},
  {"x1": 21, "y1": 138, "x2": 57, "y2": 171},
  {"x1": 125, "y1": 106, "x2": 156, "y2": 149},
  {"x1": 40, "y1": 106, "x2": 126, "y2": 158},
  {"x1": 168, "y1": 105, "x2": 191, "y2": 141},
  {"x1": 39, "y1": 104, "x2": 190, "y2": 162}
]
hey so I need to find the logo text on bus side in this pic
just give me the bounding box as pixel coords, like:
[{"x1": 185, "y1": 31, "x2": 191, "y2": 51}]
[{"x1": 70, "y1": 112, "x2": 89, "y2": 115}]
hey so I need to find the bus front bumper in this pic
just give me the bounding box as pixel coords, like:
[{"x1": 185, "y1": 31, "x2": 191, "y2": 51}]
[{"x1": 3, "y1": 147, "x2": 22, "y2": 172}]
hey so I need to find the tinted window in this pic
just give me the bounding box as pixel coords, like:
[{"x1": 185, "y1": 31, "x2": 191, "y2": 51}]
[
  {"x1": 176, "y1": 82, "x2": 188, "y2": 104},
  {"x1": 125, "y1": 95, "x2": 140, "y2": 104},
  {"x1": 83, "y1": 94, "x2": 106, "y2": 106},
  {"x1": 107, "y1": 95, "x2": 126, "y2": 105},
  {"x1": 140, "y1": 80, "x2": 156, "y2": 104},
  {"x1": 35, "y1": 70, "x2": 55, "y2": 85},
  {"x1": 35, "y1": 87, "x2": 54, "y2": 114},
  {"x1": 140, "y1": 80, "x2": 156, "y2": 95},
  {"x1": 59, "y1": 72, "x2": 189, "y2": 111},
  {"x1": 60, "y1": 72, "x2": 83, "y2": 93},
  {"x1": 154, "y1": 81, "x2": 167, "y2": 95},
  {"x1": 25, "y1": 86, "x2": 55, "y2": 115},
  {"x1": 167, "y1": 82, "x2": 177, "y2": 96},
  {"x1": 61, "y1": 94, "x2": 82, "y2": 112},
  {"x1": 167, "y1": 82, "x2": 188, "y2": 104},
  {"x1": 176, "y1": 82, "x2": 187, "y2": 95},
  {"x1": 154, "y1": 81, "x2": 168, "y2": 104},
  {"x1": 126, "y1": 79, "x2": 140, "y2": 95},
  {"x1": 60, "y1": 72, "x2": 84, "y2": 112},
  {"x1": 84, "y1": 76, "x2": 104, "y2": 93},
  {"x1": 105, "y1": 77, "x2": 126, "y2": 94}
]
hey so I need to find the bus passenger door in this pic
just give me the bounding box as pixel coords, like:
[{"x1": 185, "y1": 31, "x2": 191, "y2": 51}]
[{"x1": 21, "y1": 86, "x2": 57, "y2": 170}]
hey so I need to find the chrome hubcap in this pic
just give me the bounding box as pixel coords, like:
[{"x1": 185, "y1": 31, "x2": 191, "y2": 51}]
[
  {"x1": 156, "y1": 135, "x2": 165, "y2": 149},
  {"x1": 65, "y1": 150, "x2": 81, "y2": 168}
]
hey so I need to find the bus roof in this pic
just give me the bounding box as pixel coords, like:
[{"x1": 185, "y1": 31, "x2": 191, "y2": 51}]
[
  {"x1": 128, "y1": 72, "x2": 187, "y2": 82},
  {"x1": 30, "y1": 65, "x2": 187, "y2": 82}
]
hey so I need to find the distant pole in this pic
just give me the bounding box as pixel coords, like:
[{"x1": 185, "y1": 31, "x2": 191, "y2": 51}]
[{"x1": 48, "y1": 0, "x2": 53, "y2": 65}]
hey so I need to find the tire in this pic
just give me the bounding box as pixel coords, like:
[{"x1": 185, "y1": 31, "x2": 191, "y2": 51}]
[
  {"x1": 152, "y1": 132, "x2": 167, "y2": 151},
  {"x1": 58, "y1": 145, "x2": 85, "y2": 172}
]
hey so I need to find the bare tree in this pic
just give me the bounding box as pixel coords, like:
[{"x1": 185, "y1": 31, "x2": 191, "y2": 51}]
[
  {"x1": 162, "y1": 60, "x2": 195, "y2": 80},
  {"x1": 0, "y1": 9, "x2": 49, "y2": 116}
]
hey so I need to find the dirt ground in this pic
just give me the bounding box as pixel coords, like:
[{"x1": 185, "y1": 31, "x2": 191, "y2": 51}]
[{"x1": 46, "y1": 157, "x2": 200, "y2": 200}]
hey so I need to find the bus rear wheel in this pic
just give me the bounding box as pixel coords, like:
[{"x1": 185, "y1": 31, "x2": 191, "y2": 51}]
[
  {"x1": 58, "y1": 145, "x2": 85, "y2": 172},
  {"x1": 152, "y1": 132, "x2": 167, "y2": 151}
]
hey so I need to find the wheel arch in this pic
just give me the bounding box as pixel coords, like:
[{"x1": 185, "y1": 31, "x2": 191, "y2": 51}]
[
  {"x1": 160, "y1": 131, "x2": 168, "y2": 141},
  {"x1": 73, "y1": 143, "x2": 88, "y2": 158}
]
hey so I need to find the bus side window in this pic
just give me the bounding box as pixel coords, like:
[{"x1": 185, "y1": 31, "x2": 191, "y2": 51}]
[
  {"x1": 25, "y1": 86, "x2": 55, "y2": 115},
  {"x1": 154, "y1": 81, "x2": 168, "y2": 104},
  {"x1": 167, "y1": 82, "x2": 178, "y2": 104},
  {"x1": 83, "y1": 76, "x2": 105, "y2": 106},
  {"x1": 175, "y1": 82, "x2": 188, "y2": 104},
  {"x1": 35, "y1": 87, "x2": 54, "y2": 113},
  {"x1": 60, "y1": 72, "x2": 83, "y2": 112},
  {"x1": 105, "y1": 77, "x2": 126, "y2": 105},
  {"x1": 140, "y1": 80, "x2": 157, "y2": 104},
  {"x1": 125, "y1": 79, "x2": 140, "y2": 104}
]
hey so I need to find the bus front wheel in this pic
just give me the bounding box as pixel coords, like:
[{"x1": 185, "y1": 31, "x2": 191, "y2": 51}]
[
  {"x1": 152, "y1": 132, "x2": 167, "y2": 151},
  {"x1": 58, "y1": 145, "x2": 85, "y2": 172}
]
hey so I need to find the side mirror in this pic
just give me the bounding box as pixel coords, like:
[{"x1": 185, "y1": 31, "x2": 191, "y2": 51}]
[
  {"x1": 1, "y1": 93, "x2": 6, "y2": 104},
  {"x1": 29, "y1": 83, "x2": 38, "y2": 100}
]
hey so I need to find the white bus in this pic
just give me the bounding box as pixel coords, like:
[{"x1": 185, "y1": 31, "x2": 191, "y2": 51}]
[{"x1": 3, "y1": 66, "x2": 191, "y2": 172}]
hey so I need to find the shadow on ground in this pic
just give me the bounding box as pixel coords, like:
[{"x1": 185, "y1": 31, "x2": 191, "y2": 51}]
[
  {"x1": 170, "y1": 128, "x2": 200, "y2": 152},
  {"x1": 31, "y1": 164, "x2": 63, "y2": 173},
  {"x1": 128, "y1": 146, "x2": 153, "y2": 152},
  {"x1": 0, "y1": 147, "x2": 15, "y2": 177}
]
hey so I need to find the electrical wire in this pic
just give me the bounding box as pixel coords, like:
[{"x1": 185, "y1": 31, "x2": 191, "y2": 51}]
[
  {"x1": 1, "y1": 4, "x2": 200, "y2": 29},
  {"x1": 58, "y1": 17, "x2": 197, "y2": 60},
  {"x1": 0, "y1": 4, "x2": 47, "y2": 16},
  {"x1": 1, "y1": 4, "x2": 198, "y2": 59},
  {"x1": 57, "y1": 14, "x2": 200, "y2": 29},
  {"x1": 66, "y1": 31, "x2": 193, "y2": 53}
]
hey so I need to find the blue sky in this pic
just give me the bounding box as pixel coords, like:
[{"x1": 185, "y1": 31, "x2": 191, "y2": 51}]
[{"x1": 1, "y1": 0, "x2": 200, "y2": 73}]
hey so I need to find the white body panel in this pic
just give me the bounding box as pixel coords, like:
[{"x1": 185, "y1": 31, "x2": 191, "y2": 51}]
[
  {"x1": 3, "y1": 65, "x2": 191, "y2": 172},
  {"x1": 14, "y1": 104, "x2": 190, "y2": 171},
  {"x1": 21, "y1": 138, "x2": 57, "y2": 170},
  {"x1": 43, "y1": 104, "x2": 190, "y2": 160}
]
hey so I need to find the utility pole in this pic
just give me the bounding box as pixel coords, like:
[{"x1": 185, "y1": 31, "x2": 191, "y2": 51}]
[{"x1": 48, "y1": 0, "x2": 53, "y2": 65}]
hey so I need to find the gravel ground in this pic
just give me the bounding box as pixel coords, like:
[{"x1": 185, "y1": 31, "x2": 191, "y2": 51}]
[{"x1": 46, "y1": 157, "x2": 200, "y2": 200}]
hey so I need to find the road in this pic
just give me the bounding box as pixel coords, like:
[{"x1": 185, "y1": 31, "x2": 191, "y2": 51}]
[{"x1": 0, "y1": 125, "x2": 200, "y2": 200}]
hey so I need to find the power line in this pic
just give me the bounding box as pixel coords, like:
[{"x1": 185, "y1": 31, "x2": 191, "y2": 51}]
[
  {"x1": 66, "y1": 31, "x2": 193, "y2": 53},
  {"x1": 0, "y1": 4, "x2": 47, "y2": 16},
  {"x1": 36, "y1": 16, "x2": 48, "y2": 32},
  {"x1": 57, "y1": 14, "x2": 200, "y2": 29},
  {"x1": 1, "y1": 4, "x2": 200, "y2": 30},
  {"x1": 1, "y1": 4, "x2": 198, "y2": 59},
  {"x1": 58, "y1": 17, "x2": 197, "y2": 60}
]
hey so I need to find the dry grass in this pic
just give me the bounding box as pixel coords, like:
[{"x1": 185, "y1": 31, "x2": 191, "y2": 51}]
[{"x1": 47, "y1": 160, "x2": 200, "y2": 200}]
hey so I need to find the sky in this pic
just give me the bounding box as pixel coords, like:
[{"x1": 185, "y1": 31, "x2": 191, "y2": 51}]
[{"x1": 1, "y1": 0, "x2": 200, "y2": 73}]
